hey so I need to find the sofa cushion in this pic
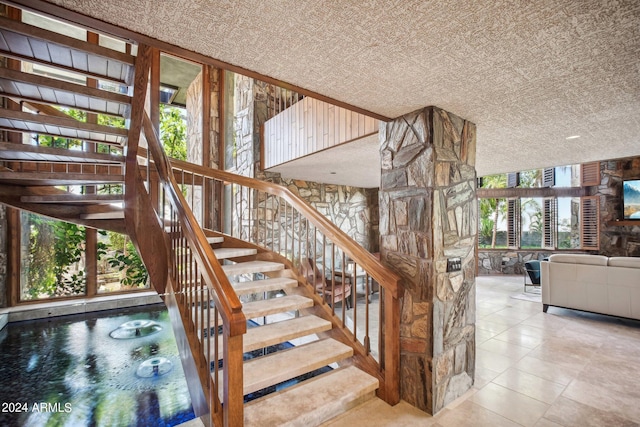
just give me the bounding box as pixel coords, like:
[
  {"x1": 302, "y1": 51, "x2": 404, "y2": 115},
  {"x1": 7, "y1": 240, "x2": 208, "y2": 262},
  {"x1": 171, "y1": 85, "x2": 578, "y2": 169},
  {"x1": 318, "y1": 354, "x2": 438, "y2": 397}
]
[
  {"x1": 548, "y1": 254, "x2": 609, "y2": 266},
  {"x1": 608, "y1": 257, "x2": 640, "y2": 269}
]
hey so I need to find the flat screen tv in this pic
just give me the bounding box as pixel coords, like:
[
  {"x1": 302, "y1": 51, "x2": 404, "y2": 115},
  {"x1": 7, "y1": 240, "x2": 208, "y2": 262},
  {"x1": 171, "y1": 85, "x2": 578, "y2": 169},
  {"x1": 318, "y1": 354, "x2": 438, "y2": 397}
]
[{"x1": 623, "y1": 179, "x2": 640, "y2": 219}]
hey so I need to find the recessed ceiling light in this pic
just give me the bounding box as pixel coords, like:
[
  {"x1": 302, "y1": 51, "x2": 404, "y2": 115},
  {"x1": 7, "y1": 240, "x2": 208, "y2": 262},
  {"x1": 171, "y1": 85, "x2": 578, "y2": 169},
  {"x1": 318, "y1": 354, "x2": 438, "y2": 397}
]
[{"x1": 565, "y1": 135, "x2": 580, "y2": 140}]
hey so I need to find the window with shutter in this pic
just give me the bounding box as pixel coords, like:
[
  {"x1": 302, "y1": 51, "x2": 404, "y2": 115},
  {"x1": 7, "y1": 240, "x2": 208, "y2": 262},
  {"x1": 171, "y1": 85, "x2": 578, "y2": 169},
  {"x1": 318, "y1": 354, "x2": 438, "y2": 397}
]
[
  {"x1": 580, "y1": 196, "x2": 599, "y2": 250},
  {"x1": 543, "y1": 168, "x2": 555, "y2": 187},
  {"x1": 581, "y1": 162, "x2": 601, "y2": 186},
  {"x1": 507, "y1": 172, "x2": 520, "y2": 188},
  {"x1": 507, "y1": 198, "x2": 521, "y2": 248},
  {"x1": 543, "y1": 197, "x2": 557, "y2": 249}
]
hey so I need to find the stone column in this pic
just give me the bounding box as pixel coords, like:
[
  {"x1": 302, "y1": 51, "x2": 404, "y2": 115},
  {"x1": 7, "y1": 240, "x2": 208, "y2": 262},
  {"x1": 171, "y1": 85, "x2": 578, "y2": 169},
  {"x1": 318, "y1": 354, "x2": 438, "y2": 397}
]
[{"x1": 379, "y1": 106, "x2": 477, "y2": 414}]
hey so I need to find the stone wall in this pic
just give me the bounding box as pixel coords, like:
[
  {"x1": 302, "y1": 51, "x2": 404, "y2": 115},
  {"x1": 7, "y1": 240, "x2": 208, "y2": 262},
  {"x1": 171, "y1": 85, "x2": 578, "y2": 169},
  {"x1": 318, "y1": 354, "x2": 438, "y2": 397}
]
[
  {"x1": 186, "y1": 71, "x2": 203, "y2": 166},
  {"x1": 598, "y1": 156, "x2": 640, "y2": 256},
  {"x1": 280, "y1": 179, "x2": 379, "y2": 253},
  {"x1": 229, "y1": 74, "x2": 257, "y2": 178},
  {"x1": 186, "y1": 71, "x2": 204, "y2": 224},
  {"x1": 186, "y1": 66, "x2": 223, "y2": 169},
  {"x1": 478, "y1": 250, "x2": 554, "y2": 275},
  {"x1": 380, "y1": 106, "x2": 476, "y2": 414}
]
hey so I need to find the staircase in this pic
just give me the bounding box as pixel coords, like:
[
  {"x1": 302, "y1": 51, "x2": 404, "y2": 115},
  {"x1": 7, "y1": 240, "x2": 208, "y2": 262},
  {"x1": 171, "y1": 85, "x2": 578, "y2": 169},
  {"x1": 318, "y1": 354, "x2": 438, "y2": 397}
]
[
  {"x1": 207, "y1": 237, "x2": 380, "y2": 425},
  {"x1": 0, "y1": 10, "x2": 400, "y2": 427}
]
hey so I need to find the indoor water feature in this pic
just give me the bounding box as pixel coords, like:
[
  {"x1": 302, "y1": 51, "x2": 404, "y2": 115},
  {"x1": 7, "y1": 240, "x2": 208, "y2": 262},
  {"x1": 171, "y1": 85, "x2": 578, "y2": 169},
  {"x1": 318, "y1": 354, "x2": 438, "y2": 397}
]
[
  {"x1": 110, "y1": 319, "x2": 163, "y2": 339},
  {"x1": 0, "y1": 305, "x2": 195, "y2": 427},
  {"x1": 136, "y1": 357, "x2": 174, "y2": 378}
]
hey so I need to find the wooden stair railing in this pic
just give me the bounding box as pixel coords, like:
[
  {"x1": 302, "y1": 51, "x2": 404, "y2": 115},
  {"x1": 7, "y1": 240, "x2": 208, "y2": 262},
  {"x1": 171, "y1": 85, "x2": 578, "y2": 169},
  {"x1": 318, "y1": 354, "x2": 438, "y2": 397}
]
[
  {"x1": 163, "y1": 156, "x2": 403, "y2": 405},
  {"x1": 125, "y1": 44, "x2": 246, "y2": 427}
]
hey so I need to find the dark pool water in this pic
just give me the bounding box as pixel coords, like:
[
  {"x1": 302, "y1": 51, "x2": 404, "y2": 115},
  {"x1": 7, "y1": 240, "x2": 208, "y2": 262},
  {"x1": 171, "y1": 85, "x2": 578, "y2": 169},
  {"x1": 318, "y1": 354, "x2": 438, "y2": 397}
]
[{"x1": 0, "y1": 305, "x2": 195, "y2": 427}]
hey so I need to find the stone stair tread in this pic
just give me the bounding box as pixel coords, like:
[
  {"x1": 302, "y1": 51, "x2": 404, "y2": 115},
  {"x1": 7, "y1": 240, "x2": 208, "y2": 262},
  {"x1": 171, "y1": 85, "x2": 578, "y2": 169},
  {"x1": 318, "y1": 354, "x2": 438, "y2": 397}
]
[
  {"x1": 242, "y1": 295, "x2": 313, "y2": 320},
  {"x1": 186, "y1": 277, "x2": 298, "y2": 300},
  {"x1": 232, "y1": 277, "x2": 298, "y2": 295},
  {"x1": 210, "y1": 314, "x2": 332, "y2": 359},
  {"x1": 242, "y1": 338, "x2": 354, "y2": 395},
  {"x1": 222, "y1": 260, "x2": 284, "y2": 275},
  {"x1": 244, "y1": 365, "x2": 379, "y2": 427},
  {"x1": 248, "y1": 315, "x2": 332, "y2": 354},
  {"x1": 206, "y1": 236, "x2": 224, "y2": 244},
  {"x1": 213, "y1": 247, "x2": 257, "y2": 259},
  {"x1": 196, "y1": 295, "x2": 314, "y2": 328}
]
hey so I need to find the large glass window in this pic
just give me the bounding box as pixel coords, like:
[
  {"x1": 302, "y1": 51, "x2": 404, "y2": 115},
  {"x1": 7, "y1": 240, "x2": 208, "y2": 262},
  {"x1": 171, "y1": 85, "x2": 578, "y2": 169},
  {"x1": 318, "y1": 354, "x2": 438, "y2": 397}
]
[
  {"x1": 97, "y1": 231, "x2": 149, "y2": 293},
  {"x1": 478, "y1": 195, "x2": 587, "y2": 251},
  {"x1": 557, "y1": 197, "x2": 581, "y2": 249},
  {"x1": 20, "y1": 213, "x2": 86, "y2": 300},
  {"x1": 521, "y1": 197, "x2": 543, "y2": 248},
  {"x1": 478, "y1": 198, "x2": 507, "y2": 248},
  {"x1": 478, "y1": 163, "x2": 594, "y2": 251}
]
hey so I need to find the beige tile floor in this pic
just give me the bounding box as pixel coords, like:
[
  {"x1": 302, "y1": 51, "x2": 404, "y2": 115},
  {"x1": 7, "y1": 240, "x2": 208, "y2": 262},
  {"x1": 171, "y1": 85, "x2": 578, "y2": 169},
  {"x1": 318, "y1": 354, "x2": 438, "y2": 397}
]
[{"x1": 323, "y1": 275, "x2": 640, "y2": 427}]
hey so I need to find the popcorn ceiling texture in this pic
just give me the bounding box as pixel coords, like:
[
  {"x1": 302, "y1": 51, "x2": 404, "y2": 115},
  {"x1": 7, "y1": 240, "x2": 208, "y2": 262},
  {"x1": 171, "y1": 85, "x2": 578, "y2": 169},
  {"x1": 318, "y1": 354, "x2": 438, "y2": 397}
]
[{"x1": 47, "y1": 0, "x2": 640, "y2": 176}]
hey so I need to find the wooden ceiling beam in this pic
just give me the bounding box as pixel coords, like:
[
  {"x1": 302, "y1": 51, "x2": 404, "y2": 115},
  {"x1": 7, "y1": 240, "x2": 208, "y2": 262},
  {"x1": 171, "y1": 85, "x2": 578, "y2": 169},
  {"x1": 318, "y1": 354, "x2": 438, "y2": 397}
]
[{"x1": 477, "y1": 187, "x2": 587, "y2": 198}]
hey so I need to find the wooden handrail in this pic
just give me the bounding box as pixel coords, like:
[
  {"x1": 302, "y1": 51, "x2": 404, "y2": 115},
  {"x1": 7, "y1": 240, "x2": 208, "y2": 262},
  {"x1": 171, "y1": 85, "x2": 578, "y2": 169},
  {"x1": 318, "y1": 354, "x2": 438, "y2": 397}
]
[
  {"x1": 168, "y1": 157, "x2": 402, "y2": 299},
  {"x1": 142, "y1": 114, "x2": 246, "y2": 334},
  {"x1": 124, "y1": 44, "x2": 246, "y2": 426}
]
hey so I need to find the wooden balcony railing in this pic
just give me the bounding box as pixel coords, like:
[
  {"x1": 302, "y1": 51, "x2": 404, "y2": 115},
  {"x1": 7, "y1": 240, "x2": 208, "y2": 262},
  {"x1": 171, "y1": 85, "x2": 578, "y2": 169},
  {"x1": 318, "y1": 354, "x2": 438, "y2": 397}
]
[{"x1": 262, "y1": 96, "x2": 378, "y2": 169}]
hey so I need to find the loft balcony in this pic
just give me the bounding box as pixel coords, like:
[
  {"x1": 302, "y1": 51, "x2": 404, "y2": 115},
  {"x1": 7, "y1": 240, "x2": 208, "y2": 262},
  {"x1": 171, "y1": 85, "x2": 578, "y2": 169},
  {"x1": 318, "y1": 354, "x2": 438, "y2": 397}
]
[{"x1": 262, "y1": 96, "x2": 380, "y2": 188}]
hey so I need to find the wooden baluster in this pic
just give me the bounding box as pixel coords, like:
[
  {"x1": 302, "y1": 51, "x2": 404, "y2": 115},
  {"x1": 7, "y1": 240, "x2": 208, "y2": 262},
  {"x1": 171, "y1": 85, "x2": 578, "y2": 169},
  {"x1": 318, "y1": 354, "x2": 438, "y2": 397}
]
[
  {"x1": 365, "y1": 271, "x2": 371, "y2": 355},
  {"x1": 204, "y1": 273, "x2": 212, "y2": 415},
  {"x1": 292, "y1": 208, "x2": 296, "y2": 263},
  {"x1": 190, "y1": 172, "x2": 195, "y2": 213},
  {"x1": 268, "y1": 196, "x2": 276, "y2": 252},
  {"x1": 353, "y1": 261, "x2": 358, "y2": 342},
  {"x1": 297, "y1": 210, "x2": 301, "y2": 266},
  {"x1": 273, "y1": 196, "x2": 284, "y2": 253},
  {"x1": 248, "y1": 186, "x2": 252, "y2": 243},
  {"x1": 321, "y1": 236, "x2": 326, "y2": 305},
  {"x1": 330, "y1": 242, "x2": 335, "y2": 316},
  {"x1": 213, "y1": 304, "x2": 220, "y2": 411},
  {"x1": 284, "y1": 200, "x2": 288, "y2": 259},
  {"x1": 341, "y1": 250, "x2": 346, "y2": 325},
  {"x1": 263, "y1": 191, "x2": 267, "y2": 249}
]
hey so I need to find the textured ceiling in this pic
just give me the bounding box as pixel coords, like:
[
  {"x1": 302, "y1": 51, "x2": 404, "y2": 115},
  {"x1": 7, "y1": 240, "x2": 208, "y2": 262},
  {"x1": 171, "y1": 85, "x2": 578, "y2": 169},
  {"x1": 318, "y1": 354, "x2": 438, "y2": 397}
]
[{"x1": 44, "y1": 0, "x2": 640, "y2": 179}]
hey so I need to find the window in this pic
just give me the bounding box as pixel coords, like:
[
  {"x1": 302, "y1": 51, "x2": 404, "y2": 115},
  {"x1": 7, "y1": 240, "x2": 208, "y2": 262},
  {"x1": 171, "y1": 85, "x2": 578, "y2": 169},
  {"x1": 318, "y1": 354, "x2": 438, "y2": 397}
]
[
  {"x1": 581, "y1": 196, "x2": 600, "y2": 250},
  {"x1": 20, "y1": 212, "x2": 86, "y2": 300},
  {"x1": 478, "y1": 198, "x2": 507, "y2": 248},
  {"x1": 507, "y1": 198, "x2": 521, "y2": 248},
  {"x1": 478, "y1": 195, "x2": 596, "y2": 251},
  {"x1": 521, "y1": 197, "x2": 542, "y2": 248},
  {"x1": 478, "y1": 163, "x2": 599, "y2": 251},
  {"x1": 542, "y1": 197, "x2": 557, "y2": 249},
  {"x1": 557, "y1": 197, "x2": 580, "y2": 249}
]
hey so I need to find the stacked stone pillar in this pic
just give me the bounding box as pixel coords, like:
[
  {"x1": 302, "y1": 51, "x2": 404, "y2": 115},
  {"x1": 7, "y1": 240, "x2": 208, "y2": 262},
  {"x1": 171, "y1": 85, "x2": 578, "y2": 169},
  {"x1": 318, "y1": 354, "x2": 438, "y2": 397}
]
[{"x1": 380, "y1": 106, "x2": 477, "y2": 414}]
